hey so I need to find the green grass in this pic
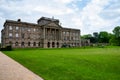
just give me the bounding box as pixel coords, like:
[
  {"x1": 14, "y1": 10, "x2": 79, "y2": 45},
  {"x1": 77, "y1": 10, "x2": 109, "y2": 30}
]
[{"x1": 3, "y1": 47, "x2": 120, "y2": 80}]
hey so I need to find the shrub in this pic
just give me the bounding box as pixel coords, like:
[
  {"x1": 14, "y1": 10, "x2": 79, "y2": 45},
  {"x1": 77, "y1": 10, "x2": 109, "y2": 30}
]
[{"x1": 0, "y1": 46, "x2": 12, "y2": 51}]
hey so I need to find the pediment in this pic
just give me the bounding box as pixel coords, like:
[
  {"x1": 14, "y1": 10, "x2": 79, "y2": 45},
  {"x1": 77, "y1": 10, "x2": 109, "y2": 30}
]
[{"x1": 46, "y1": 22, "x2": 61, "y2": 28}]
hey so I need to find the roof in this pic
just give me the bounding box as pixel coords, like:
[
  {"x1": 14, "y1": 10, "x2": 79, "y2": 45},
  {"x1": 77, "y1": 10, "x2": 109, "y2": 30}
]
[
  {"x1": 4, "y1": 20, "x2": 40, "y2": 27},
  {"x1": 37, "y1": 17, "x2": 59, "y2": 23}
]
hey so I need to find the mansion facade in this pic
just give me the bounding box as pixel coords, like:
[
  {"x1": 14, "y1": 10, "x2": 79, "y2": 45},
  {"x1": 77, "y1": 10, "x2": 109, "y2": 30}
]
[{"x1": 1, "y1": 17, "x2": 81, "y2": 48}]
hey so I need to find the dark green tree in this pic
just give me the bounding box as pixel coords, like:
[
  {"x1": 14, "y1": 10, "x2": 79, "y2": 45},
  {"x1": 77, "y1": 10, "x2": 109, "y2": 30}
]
[
  {"x1": 113, "y1": 26, "x2": 120, "y2": 38},
  {"x1": 81, "y1": 34, "x2": 92, "y2": 39},
  {"x1": 98, "y1": 31, "x2": 109, "y2": 43},
  {"x1": 111, "y1": 26, "x2": 120, "y2": 45},
  {"x1": 93, "y1": 32, "x2": 99, "y2": 43},
  {"x1": 81, "y1": 34, "x2": 96, "y2": 43}
]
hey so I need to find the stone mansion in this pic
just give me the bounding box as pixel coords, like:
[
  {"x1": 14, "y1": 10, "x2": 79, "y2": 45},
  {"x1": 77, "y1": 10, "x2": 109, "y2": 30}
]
[{"x1": 1, "y1": 17, "x2": 81, "y2": 48}]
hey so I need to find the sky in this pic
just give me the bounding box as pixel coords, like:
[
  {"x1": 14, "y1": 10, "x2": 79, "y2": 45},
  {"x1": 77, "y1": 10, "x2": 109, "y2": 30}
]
[{"x1": 0, "y1": 0, "x2": 120, "y2": 37}]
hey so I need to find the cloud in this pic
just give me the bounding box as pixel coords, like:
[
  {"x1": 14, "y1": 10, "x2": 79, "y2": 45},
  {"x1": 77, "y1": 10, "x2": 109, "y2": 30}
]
[
  {"x1": 70, "y1": 0, "x2": 120, "y2": 34},
  {"x1": 0, "y1": 0, "x2": 120, "y2": 39}
]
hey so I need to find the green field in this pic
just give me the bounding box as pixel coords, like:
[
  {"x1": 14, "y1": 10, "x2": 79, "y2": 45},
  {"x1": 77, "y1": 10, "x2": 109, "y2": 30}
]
[{"x1": 3, "y1": 47, "x2": 120, "y2": 80}]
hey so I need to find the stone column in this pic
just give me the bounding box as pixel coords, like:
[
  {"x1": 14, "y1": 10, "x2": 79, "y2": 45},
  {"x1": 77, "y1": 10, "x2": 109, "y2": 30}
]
[
  {"x1": 50, "y1": 28, "x2": 51, "y2": 40},
  {"x1": 59, "y1": 30, "x2": 61, "y2": 40},
  {"x1": 45, "y1": 28, "x2": 47, "y2": 39},
  {"x1": 43, "y1": 27, "x2": 45, "y2": 39},
  {"x1": 55, "y1": 29, "x2": 56, "y2": 40}
]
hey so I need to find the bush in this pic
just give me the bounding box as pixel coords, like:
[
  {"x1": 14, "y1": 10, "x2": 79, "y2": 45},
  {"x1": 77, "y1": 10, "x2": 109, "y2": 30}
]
[
  {"x1": 61, "y1": 44, "x2": 71, "y2": 48},
  {"x1": 0, "y1": 46, "x2": 12, "y2": 51}
]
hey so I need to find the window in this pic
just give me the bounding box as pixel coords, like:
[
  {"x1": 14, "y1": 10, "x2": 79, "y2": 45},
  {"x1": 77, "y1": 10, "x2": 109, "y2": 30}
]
[
  {"x1": 66, "y1": 32, "x2": 69, "y2": 35},
  {"x1": 9, "y1": 33, "x2": 12, "y2": 37},
  {"x1": 9, "y1": 26, "x2": 12, "y2": 30},
  {"x1": 16, "y1": 33, "x2": 19, "y2": 37},
  {"x1": 34, "y1": 28, "x2": 36, "y2": 31},
  {"x1": 38, "y1": 42, "x2": 40, "y2": 46},
  {"x1": 33, "y1": 42, "x2": 36, "y2": 46},
  {"x1": 28, "y1": 42, "x2": 30, "y2": 46},
  {"x1": 16, "y1": 27, "x2": 19, "y2": 30},
  {"x1": 63, "y1": 32, "x2": 65, "y2": 35}
]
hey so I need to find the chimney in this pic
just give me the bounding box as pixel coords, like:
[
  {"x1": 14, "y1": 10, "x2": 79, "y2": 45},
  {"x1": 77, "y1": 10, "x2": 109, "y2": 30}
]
[{"x1": 17, "y1": 19, "x2": 21, "y2": 22}]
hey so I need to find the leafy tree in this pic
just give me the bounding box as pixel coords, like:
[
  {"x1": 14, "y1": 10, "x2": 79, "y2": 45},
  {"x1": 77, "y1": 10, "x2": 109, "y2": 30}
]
[
  {"x1": 81, "y1": 34, "x2": 96, "y2": 43},
  {"x1": 81, "y1": 34, "x2": 92, "y2": 39},
  {"x1": 98, "y1": 31, "x2": 109, "y2": 43},
  {"x1": 111, "y1": 26, "x2": 120, "y2": 45},
  {"x1": 113, "y1": 26, "x2": 120, "y2": 38},
  {"x1": 93, "y1": 32, "x2": 99, "y2": 43}
]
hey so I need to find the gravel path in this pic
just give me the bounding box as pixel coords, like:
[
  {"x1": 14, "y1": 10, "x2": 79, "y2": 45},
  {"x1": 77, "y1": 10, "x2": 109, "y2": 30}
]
[{"x1": 0, "y1": 52, "x2": 44, "y2": 80}]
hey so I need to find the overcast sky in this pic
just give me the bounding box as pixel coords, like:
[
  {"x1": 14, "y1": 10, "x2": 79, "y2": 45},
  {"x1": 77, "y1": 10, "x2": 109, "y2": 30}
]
[{"x1": 0, "y1": 0, "x2": 120, "y2": 36}]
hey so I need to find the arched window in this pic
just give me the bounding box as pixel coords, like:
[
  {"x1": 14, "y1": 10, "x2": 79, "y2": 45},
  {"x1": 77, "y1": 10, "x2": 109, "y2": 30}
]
[
  {"x1": 57, "y1": 42, "x2": 59, "y2": 48},
  {"x1": 52, "y1": 42, "x2": 55, "y2": 48},
  {"x1": 28, "y1": 42, "x2": 30, "y2": 46},
  {"x1": 38, "y1": 42, "x2": 40, "y2": 46},
  {"x1": 47, "y1": 42, "x2": 50, "y2": 48},
  {"x1": 33, "y1": 42, "x2": 36, "y2": 46}
]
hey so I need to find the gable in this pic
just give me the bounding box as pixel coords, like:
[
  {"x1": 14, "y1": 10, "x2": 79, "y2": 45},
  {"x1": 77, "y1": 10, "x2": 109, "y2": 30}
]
[{"x1": 46, "y1": 22, "x2": 62, "y2": 28}]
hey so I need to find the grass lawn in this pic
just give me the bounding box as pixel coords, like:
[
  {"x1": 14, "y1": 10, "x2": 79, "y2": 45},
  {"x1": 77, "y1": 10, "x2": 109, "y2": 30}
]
[{"x1": 3, "y1": 47, "x2": 120, "y2": 80}]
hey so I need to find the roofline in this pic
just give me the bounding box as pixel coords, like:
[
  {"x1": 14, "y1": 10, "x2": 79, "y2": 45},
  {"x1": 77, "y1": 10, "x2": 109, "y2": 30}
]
[
  {"x1": 4, "y1": 20, "x2": 40, "y2": 27},
  {"x1": 37, "y1": 17, "x2": 59, "y2": 23}
]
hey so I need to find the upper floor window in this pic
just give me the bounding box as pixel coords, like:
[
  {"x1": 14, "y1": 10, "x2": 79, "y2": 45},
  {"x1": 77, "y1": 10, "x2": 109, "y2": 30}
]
[
  {"x1": 16, "y1": 27, "x2": 19, "y2": 30},
  {"x1": 66, "y1": 32, "x2": 69, "y2": 35},
  {"x1": 16, "y1": 33, "x2": 19, "y2": 37},
  {"x1": 9, "y1": 26, "x2": 12, "y2": 30},
  {"x1": 9, "y1": 33, "x2": 12, "y2": 37},
  {"x1": 63, "y1": 32, "x2": 65, "y2": 35},
  {"x1": 34, "y1": 28, "x2": 36, "y2": 31}
]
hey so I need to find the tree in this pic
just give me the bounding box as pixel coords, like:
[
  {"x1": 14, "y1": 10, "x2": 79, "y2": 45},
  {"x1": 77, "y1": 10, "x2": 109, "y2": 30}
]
[
  {"x1": 93, "y1": 32, "x2": 99, "y2": 43},
  {"x1": 113, "y1": 26, "x2": 120, "y2": 38},
  {"x1": 81, "y1": 34, "x2": 92, "y2": 39},
  {"x1": 81, "y1": 34, "x2": 96, "y2": 43},
  {"x1": 98, "y1": 31, "x2": 109, "y2": 43},
  {"x1": 111, "y1": 26, "x2": 120, "y2": 45}
]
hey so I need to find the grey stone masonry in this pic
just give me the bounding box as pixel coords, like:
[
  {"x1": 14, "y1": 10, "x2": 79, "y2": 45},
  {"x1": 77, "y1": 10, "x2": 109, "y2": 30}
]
[{"x1": 1, "y1": 17, "x2": 81, "y2": 48}]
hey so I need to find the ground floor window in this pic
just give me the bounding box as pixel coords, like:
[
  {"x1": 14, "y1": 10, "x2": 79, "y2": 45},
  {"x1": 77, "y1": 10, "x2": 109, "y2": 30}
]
[
  {"x1": 52, "y1": 42, "x2": 55, "y2": 48},
  {"x1": 21, "y1": 42, "x2": 24, "y2": 46},
  {"x1": 28, "y1": 42, "x2": 30, "y2": 46},
  {"x1": 57, "y1": 42, "x2": 59, "y2": 48},
  {"x1": 47, "y1": 42, "x2": 50, "y2": 48},
  {"x1": 38, "y1": 42, "x2": 40, "y2": 46},
  {"x1": 33, "y1": 42, "x2": 36, "y2": 46}
]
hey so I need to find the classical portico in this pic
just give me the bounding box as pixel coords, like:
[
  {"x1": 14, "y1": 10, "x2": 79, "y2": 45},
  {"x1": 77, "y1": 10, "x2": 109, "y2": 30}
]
[{"x1": 42, "y1": 22, "x2": 62, "y2": 48}]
